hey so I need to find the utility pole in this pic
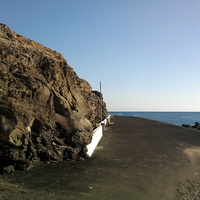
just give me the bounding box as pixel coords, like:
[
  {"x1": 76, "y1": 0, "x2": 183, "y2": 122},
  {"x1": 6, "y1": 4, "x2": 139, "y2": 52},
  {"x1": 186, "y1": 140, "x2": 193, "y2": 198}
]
[{"x1": 100, "y1": 81, "x2": 102, "y2": 123}]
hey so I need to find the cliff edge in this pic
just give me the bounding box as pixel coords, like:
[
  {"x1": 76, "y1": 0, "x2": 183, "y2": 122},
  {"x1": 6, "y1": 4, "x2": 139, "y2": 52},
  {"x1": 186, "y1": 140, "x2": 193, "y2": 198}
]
[{"x1": 0, "y1": 24, "x2": 107, "y2": 173}]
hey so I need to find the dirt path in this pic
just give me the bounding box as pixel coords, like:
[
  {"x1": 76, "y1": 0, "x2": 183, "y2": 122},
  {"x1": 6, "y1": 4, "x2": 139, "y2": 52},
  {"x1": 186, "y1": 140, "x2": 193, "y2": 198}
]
[{"x1": 1, "y1": 116, "x2": 200, "y2": 200}]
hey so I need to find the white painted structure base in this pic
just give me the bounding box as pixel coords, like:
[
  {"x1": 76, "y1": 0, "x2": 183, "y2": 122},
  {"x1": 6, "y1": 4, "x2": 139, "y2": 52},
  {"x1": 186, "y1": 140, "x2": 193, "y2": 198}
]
[
  {"x1": 86, "y1": 125, "x2": 103, "y2": 157},
  {"x1": 86, "y1": 115, "x2": 112, "y2": 157}
]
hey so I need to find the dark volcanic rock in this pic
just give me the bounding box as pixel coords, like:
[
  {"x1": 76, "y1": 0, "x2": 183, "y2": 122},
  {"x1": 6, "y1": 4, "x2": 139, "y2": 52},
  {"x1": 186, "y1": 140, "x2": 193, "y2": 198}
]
[
  {"x1": 182, "y1": 122, "x2": 200, "y2": 131},
  {"x1": 182, "y1": 124, "x2": 192, "y2": 128},
  {"x1": 0, "y1": 23, "x2": 107, "y2": 173}
]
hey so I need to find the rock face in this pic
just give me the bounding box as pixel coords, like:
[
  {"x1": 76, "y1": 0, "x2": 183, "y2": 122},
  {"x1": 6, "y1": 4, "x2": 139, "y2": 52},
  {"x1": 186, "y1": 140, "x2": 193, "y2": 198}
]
[{"x1": 0, "y1": 24, "x2": 107, "y2": 173}]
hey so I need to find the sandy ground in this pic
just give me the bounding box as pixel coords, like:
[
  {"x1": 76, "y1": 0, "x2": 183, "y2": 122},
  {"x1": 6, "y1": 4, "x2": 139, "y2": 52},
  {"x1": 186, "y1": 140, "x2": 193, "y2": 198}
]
[{"x1": 1, "y1": 116, "x2": 200, "y2": 200}]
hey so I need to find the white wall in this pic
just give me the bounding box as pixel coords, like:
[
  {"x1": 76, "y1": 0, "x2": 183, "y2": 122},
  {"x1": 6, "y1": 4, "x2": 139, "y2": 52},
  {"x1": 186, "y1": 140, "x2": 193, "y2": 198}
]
[{"x1": 86, "y1": 115, "x2": 112, "y2": 157}]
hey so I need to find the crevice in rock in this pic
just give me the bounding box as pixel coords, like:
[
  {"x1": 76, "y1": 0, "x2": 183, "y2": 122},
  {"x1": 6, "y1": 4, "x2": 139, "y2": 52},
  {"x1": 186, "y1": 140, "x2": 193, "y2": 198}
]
[
  {"x1": 31, "y1": 119, "x2": 41, "y2": 134},
  {"x1": 55, "y1": 122, "x2": 68, "y2": 138},
  {"x1": 53, "y1": 95, "x2": 70, "y2": 117},
  {"x1": 53, "y1": 95, "x2": 65, "y2": 116}
]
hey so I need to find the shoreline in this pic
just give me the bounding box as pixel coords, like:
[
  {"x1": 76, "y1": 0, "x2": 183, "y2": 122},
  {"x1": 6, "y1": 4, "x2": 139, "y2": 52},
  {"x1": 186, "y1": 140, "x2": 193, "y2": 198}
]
[{"x1": 109, "y1": 111, "x2": 200, "y2": 126}]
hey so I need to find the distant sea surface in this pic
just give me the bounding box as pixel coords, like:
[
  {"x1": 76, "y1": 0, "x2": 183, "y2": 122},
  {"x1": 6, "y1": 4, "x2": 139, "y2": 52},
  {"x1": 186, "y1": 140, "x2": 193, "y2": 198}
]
[{"x1": 108, "y1": 112, "x2": 200, "y2": 126}]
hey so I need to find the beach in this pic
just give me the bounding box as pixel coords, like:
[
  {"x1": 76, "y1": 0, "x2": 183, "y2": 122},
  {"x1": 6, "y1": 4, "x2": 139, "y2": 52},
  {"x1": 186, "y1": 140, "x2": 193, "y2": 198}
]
[{"x1": 1, "y1": 116, "x2": 200, "y2": 200}]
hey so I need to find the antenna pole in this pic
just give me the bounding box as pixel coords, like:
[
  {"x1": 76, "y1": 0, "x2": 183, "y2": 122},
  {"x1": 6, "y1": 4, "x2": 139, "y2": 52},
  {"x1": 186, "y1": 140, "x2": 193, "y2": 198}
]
[{"x1": 100, "y1": 81, "x2": 102, "y2": 122}]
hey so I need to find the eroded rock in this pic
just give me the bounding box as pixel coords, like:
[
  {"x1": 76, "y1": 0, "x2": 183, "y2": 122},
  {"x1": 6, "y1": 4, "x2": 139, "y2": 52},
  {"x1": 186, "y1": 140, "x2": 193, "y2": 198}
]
[{"x1": 0, "y1": 23, "x2": 107, "y2": 173}]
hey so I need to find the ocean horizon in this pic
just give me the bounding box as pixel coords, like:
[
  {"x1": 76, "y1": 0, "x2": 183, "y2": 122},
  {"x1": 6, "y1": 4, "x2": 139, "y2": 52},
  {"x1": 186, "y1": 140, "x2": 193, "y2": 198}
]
[{"x1": 108, "y1": 111, "x2": 200, "y2": 126}]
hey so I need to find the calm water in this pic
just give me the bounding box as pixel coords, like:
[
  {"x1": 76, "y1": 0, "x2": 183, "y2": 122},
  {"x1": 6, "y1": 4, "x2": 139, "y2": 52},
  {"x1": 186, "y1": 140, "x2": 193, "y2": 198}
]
[{"x1": 109, "y1": 112, "x2": 200, "y2": 126}]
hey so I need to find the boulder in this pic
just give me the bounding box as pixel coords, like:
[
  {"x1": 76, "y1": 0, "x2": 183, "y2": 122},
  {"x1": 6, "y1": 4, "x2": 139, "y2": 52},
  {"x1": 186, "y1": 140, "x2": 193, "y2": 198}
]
[
  {"x1": 182, "y1": 122, "x2": 200, "y2": 131},
  {"x1": 0, "y1": 24, "x2": 107, "y2": 172},
  {"x1": 182, "y1": 124, "x2": 192, "y2": 128}
]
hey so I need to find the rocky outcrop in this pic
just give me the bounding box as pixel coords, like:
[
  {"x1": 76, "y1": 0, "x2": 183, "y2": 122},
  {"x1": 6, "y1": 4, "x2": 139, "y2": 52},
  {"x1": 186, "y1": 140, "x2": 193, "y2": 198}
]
[
  {"x1": 182, "y1": 122, "x2": 200, "y2": 131},
  {"x1": 0, "y1": 24, "x2": 107, "y2": 173}
]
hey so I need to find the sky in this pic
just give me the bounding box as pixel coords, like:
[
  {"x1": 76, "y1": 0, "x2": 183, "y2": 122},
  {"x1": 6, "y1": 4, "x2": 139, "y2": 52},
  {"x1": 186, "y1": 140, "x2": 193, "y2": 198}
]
[{"x1": 1, "y1": 0, "x2": 200, "y2": 111}]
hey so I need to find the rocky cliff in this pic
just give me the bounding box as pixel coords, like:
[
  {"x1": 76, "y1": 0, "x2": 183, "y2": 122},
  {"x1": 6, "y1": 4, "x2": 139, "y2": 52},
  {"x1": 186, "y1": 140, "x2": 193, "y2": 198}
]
[{"x1": 0, "y1": 24, "x2": 107, "y2": 173}]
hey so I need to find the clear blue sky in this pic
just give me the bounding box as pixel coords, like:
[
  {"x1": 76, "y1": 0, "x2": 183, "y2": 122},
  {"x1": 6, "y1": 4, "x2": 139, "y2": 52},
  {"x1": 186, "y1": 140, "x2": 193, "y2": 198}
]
[{"x1": 1, "y1": 0, "x2": 200, "y2": 111}]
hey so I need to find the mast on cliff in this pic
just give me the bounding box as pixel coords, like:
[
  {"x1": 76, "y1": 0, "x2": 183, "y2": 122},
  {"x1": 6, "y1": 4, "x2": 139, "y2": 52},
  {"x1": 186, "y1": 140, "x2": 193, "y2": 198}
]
[{"x1": 100, "y1": 81, "x2": 102, "y2": 123}]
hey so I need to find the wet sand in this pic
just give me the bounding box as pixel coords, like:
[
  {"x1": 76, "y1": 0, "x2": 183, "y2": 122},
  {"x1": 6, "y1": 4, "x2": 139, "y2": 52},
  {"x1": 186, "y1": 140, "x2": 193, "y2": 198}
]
[{"x1": 1, "y1": 116, "x2": 200, "y2": 200}]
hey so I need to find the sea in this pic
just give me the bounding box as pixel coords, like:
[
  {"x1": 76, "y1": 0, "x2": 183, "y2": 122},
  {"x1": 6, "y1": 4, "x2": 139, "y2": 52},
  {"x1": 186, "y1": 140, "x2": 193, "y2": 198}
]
[{"x1": 108, "y1": 112, "x2": 200, "y2": 126}]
